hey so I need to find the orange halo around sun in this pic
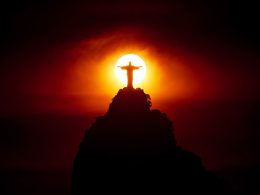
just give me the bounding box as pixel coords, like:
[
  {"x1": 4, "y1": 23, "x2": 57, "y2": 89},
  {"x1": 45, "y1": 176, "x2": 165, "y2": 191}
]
[{"x1": 115, "y1": 54, "x2": 146, "y2": 85}]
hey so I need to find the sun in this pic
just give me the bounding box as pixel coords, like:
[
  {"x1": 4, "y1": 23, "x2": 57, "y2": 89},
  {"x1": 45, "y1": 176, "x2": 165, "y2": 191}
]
[{"x1": 115, "y1": 54, "x2": 146, "y2": 85}]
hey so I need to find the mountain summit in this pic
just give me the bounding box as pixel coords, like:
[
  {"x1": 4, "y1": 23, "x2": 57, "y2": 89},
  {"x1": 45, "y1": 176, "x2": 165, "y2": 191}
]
[{"x1": 71, "y1": 88, "x2": 229, "y2": 194}]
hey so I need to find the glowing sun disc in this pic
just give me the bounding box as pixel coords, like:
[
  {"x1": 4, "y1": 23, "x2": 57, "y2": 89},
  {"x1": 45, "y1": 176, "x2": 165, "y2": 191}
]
[{"x1": 115, "y1": 54, "x2": 146, "y2": 85}]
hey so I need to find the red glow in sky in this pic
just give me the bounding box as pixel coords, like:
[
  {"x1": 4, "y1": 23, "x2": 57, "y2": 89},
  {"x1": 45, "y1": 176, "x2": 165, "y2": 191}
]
[{"x1": 0, "y1": 5, "x2": 258, "y2": 172}]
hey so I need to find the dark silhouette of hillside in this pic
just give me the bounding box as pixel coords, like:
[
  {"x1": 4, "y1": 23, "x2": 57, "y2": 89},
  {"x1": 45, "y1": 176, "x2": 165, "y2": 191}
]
[{"x1": 71, "y1": 88, "x2": 230, "y2": 194}]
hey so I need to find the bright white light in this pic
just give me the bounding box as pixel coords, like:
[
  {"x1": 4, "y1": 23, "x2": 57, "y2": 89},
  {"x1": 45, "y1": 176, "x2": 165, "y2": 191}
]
[{"x1": 115, "y1": 54, "x2": 146, "y2": 85}]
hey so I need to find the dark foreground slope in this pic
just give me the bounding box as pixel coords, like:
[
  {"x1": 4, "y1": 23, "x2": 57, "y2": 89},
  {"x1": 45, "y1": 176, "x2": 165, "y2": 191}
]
[{"x1": 71, "y1": 88, "x2": 230, "y2": 194}]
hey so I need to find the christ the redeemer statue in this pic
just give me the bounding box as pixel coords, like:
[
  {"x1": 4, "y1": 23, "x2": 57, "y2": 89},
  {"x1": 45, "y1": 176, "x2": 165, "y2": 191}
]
[{"x1": 118, "y1": 61, "x2": 142, "y2": 89}]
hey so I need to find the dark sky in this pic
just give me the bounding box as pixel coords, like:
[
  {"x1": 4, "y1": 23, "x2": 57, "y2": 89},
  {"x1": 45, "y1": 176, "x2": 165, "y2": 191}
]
[{"x1": 0, "y1": 1, "x2": 259, "y2": 171}]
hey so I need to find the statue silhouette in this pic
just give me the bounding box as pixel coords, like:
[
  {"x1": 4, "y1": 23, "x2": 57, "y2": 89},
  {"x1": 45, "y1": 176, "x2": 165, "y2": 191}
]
[{"x1": 118, "y1": 61, "x2": 142, "y2": 88}]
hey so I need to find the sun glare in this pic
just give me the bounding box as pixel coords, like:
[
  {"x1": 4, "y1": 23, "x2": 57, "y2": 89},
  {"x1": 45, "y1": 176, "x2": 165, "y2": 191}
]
[{"x1": 115, "y1": 54, "x2": 146, "y2": 85}]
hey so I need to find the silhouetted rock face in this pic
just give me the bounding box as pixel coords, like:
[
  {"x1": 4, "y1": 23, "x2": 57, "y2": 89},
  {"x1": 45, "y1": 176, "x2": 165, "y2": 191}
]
[
  {"x1": 107, "y1": 88, "x2": 151, "y2": 116},
  {"x1": 71, "y1": 88, "x2": 229, "y2": 194}
]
